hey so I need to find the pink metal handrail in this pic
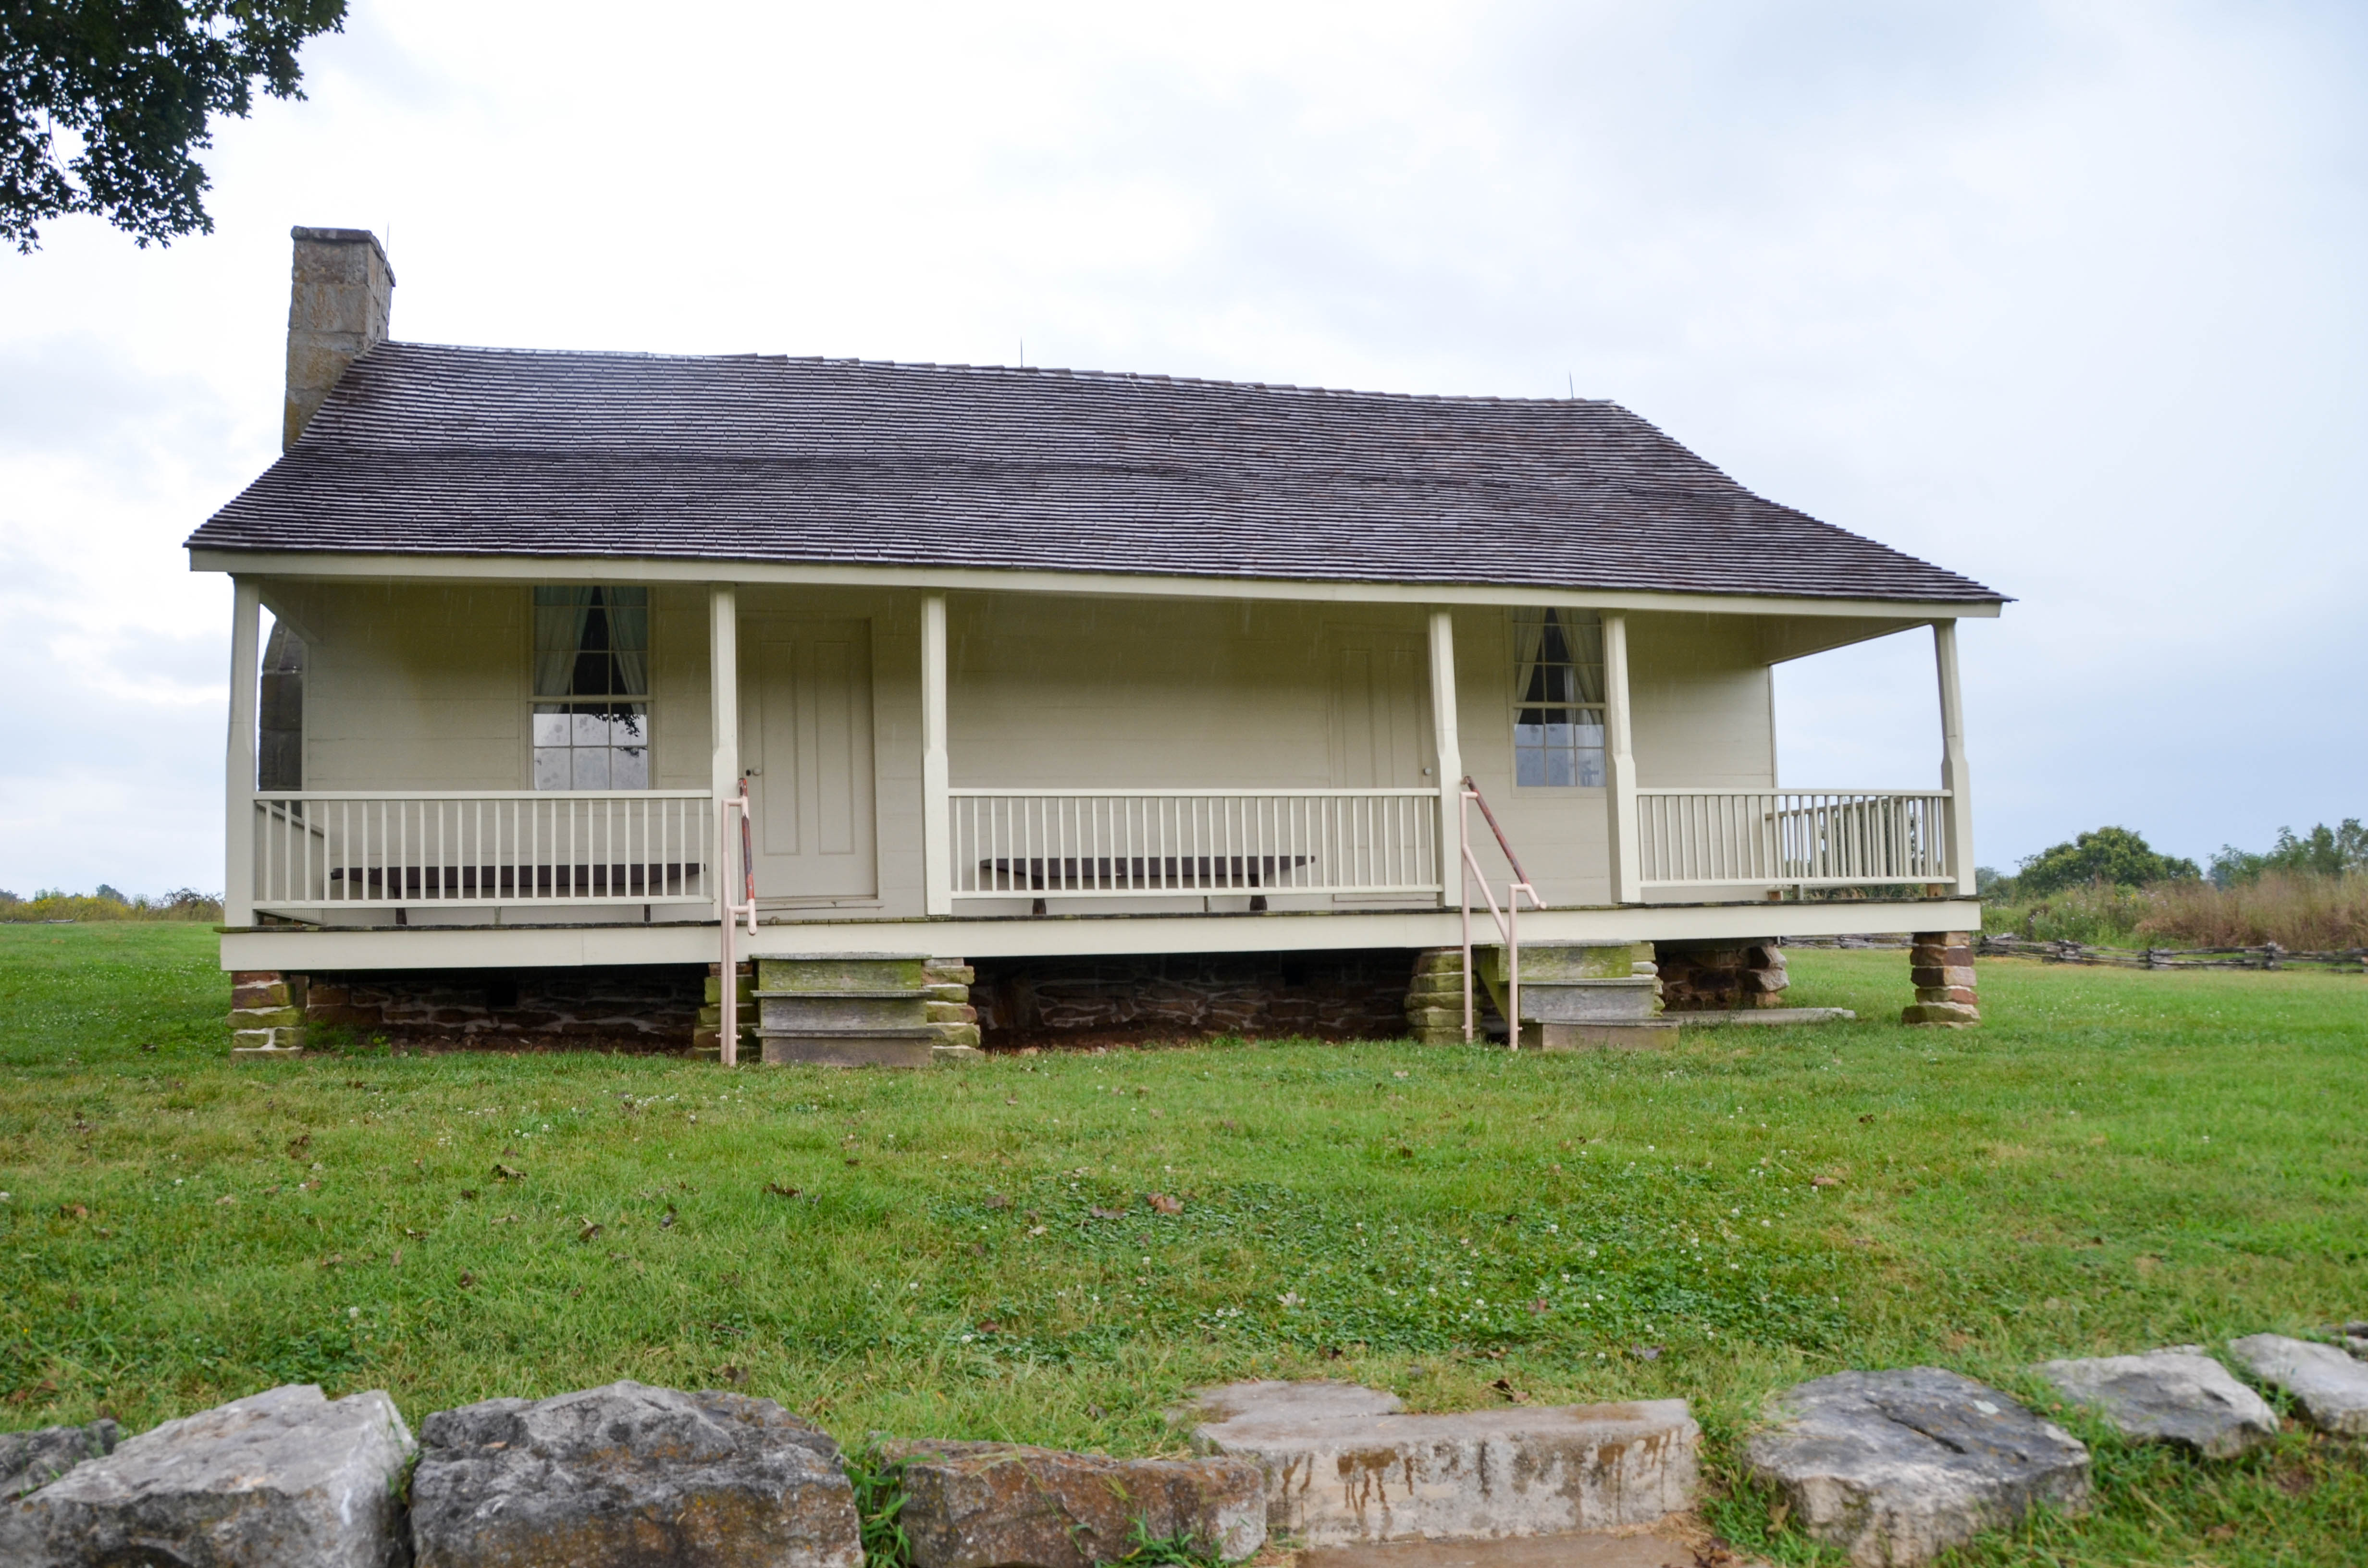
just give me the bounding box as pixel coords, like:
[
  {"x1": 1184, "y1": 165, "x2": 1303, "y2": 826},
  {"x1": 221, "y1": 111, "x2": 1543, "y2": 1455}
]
[
  {"x1": 1458, "y1": 777, "x2": 1545, "y2": 1049},
  {"x1": 717, "y1": 780, "x2": 758, "y2": 1067}
]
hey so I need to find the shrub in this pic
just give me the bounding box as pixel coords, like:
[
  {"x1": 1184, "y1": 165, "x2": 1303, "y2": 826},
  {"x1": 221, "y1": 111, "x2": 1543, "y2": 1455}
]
[{"x1": 0, "y1": 888, "x2": 222, "y2": 923}]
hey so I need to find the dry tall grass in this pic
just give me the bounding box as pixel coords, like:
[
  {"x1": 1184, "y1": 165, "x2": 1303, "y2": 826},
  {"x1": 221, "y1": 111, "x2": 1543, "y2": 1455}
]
[
  {"x1": 1985, "y1": 871, "x2": 2368, "y2": 950},
  {"x1": 2136, "y1": 871, "x2": 2368, "y2": 951}
]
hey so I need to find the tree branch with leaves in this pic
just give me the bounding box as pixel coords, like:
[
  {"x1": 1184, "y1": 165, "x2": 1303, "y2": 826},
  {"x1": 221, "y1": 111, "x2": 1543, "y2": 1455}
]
[{"x1": 2, "y1": 0, "x2": 347, "y2": 252}]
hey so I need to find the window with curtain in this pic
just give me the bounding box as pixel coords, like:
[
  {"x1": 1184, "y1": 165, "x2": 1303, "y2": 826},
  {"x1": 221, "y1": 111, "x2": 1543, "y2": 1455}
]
[
  {"x1": 532, "y1": 587, "x2": 650, "y2": 789},
  {"x1": 1511, "y1": 607, "x2": 1606, "y2": 786}
]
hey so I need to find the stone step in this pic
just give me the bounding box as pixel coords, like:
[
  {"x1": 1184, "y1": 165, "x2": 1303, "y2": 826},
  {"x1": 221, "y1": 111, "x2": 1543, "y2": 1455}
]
[
  {"x1": 1476, "y1": 942, "x2": 1654, "y2": 984},
  {"x1": 757, "y1": 1029, "x2": 941, "y2": 1067},
  {"x1": 756, "y1": 954, "x2": 929, "y2": 993},
  {"x1": 1669, "y1": 1007, "x2": 1855, "y2": 1027},
  {"x1": 1189, "y1": 1381, "x2": 1698, "y2": 1549}
]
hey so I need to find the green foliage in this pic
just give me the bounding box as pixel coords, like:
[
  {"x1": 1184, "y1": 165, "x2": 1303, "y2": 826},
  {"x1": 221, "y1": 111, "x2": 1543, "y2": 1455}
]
[
  {"x1": 1105, "y1": 1519, "x2": 1231, "y2": 1566},
  {"x1": 2211, "y1": 818, "x2": 2367, "y2": 887},
  {"x1": 3, "y1": 924, "x2": 2366, "y2": 1565},
  {"x1": 0, "y1": 887, "x2": 222, "y2": 922},
  {"x1": 846, "y1": 1446, "x2": 912, "y2": 1568},
  {"x1": 2008, "y1": 826, "x2": 2199, "y2": 898},
  {"x1": 1, "y1": 0, "x2": 349, "y2": 251}
]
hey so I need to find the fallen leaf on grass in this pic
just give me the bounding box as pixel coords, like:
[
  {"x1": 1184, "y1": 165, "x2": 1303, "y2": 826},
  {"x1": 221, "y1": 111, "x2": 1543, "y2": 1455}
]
[
  {"x1": 660, "y1": 1208, "x2": 677, "y2": 1229},
  {"x1": 1631, "y1": 1345, "x2": 1664, "y2": 1361},
  {"x1": 493, "y1": 1163, "x2": 525, "y2": 1182},
  {"x1": 215, "y1": 1194, "x2": 236, "y2": 1206},
  {"x1": 458, "y1": 1270, "x2": 476, "y2": 1289},
  {"x1": 1026, "y1": 1225, "x2": 1047, "y2": 1237},
  {"x1": 715, "y1": 1364, "x2": 748, "y2": 1385},
  {"x1": 1490, "y1": 1377, "x2": 1529, "y2": 1404},
  {"x1": 1812, "y1": 1175, "x2": 1842, "y2": 1188},
  {"x1": 2205, "y1": 1524, "x2": 2235, "y2": 1542},
  {"x1": 764, "y1": 1183, "x2": 802, "y2": 1199},
  {"x1": 578, "y1": 1221, "x2": 604, "y2": 1243},
  {"x1": 1528, "y1": 1299, "x2": 1549, "y2": 1315},
  {"x1": 59, "y1": 1203, "x2": 87, "y2": 1220},
  {"x1": 1769, "y1": 1500, "x2": 1791, "y2": 1531},
  {"x1": 1147, "y1": 1193, "x2": 1184, "y2": 1215},
  {"x1": 976, "y1": 1319, "x2": 1000, "y2": 1334},
  {"x1": 404, "y1": 1227, "x2": 426, "y2": 1239},
  {"x1": 985, "y1": 1193, "x2": 1011, "y2": 1209},
  {"x1": 1088, "y1": 1205, "x2": 1129, "y2": 1220}
]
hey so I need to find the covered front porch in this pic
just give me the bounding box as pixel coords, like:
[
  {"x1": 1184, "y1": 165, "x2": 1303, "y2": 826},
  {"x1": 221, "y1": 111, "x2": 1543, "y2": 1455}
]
[{"x1": 219, "y1": 567, "x2": 1983, "y2": 951}]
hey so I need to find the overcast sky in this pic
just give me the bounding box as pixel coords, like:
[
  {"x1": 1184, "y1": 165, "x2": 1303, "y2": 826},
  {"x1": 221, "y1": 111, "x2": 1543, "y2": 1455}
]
[{"x1": 3, "y1": 0, "x2": 2362, "y2": 896}]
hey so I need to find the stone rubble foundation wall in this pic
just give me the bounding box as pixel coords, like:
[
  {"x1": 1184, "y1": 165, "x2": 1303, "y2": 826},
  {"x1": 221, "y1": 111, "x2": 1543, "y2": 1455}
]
[
  {"x1": 973, "y1": 949, "x2": 1418, "y2": 1046},
  {"x1": 231, "y1": 966, "x2": 707, "y2": 1055},
  {"x1": 1652, "y1": 940, "x2": 1788, "y2": 1011}
]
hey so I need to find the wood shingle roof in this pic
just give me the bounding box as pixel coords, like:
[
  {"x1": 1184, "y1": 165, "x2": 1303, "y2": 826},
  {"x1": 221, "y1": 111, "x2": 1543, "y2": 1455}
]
[{"x1": 188, "y1": 343, "x2": 2003, "y2": 604}]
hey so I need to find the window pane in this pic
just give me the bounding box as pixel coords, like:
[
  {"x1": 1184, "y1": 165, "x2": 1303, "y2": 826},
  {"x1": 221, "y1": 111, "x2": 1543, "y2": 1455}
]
[
  {"x1": 571, "y1": 747, "x2": 611, "y2": 789},
  {"x1": 610, "y1": 746, "x2": 649, "y2": 789},
  {"x1": 571, "y1": 709, "x2": 610, "y2": 747},
  {"x1": 611, "y1": 706, "x2": 647, "y2": 746},
  {"x1": 532, "y1": 709, "x2": 570, "y2": 747},
  {"x1": 533, "y1": 748, "x2": 571, "y2": 790}
]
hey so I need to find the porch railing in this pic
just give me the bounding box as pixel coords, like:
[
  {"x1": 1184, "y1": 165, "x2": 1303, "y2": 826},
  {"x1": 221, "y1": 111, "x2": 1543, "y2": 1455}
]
[
  {"x1": 252, "y1": 791, "x2": 715, "y2": 910},
  {"x1": 949, "y1": 788, "x2": 1442, "y2": 900},
  {"x1": 1636, "y1": 789, "x2": 1951, "y2": 888}
]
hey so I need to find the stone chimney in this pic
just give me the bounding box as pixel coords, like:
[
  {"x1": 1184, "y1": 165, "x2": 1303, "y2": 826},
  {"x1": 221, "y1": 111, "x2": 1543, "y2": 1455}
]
[{"x1": 283, "y1": 226, "x2": 395, "y2": 450}]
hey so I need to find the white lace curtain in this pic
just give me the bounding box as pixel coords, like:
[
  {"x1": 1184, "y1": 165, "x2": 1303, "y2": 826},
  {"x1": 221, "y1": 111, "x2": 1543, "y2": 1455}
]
[{"x1": 533, "y1": 587, "x2": 649, "y2": 699}]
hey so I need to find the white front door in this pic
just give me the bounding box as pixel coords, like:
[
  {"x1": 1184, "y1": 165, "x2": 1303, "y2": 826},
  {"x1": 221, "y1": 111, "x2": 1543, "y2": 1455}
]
[
  {"x1": 1326, "y1": 629, "x2": 1435, "y2": 898},
  {"x1": 749, "y1": 620, "x2": 877, "y2": 899},
  {"x1": 1328, "y1": 630, "x2": 1431, "y2": 789}
]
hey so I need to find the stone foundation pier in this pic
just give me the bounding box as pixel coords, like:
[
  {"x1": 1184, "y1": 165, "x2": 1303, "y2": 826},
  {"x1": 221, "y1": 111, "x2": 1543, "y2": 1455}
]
[{"x1": 1903, "y1": 930, "x2": 1980, "y2": 1025}]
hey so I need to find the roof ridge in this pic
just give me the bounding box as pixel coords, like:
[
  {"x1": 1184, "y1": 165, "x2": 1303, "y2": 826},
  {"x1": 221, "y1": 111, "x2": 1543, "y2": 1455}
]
[{"x1": 369, "y1": 340, "x2": 1625, "y2": 410}]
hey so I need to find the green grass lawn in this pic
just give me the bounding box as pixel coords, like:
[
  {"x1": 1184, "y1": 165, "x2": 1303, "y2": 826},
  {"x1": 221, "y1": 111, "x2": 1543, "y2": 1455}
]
[{"x1": 1, "y1": 922, "x2": 2362, "y2": 1565}]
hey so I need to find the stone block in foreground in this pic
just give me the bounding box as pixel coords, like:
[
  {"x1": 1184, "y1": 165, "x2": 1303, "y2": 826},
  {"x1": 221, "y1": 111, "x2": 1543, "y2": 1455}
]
[
  {"x1": 1190, "y1": 1380, "x2": 1697, "y2": 1546},
  {"x1": 0, "y1": 1419, "x2": 119, "y2": 1501},
  {"x1": 1743, "y1": 1368, "x2": 2088, "y2": 1567},
  {"x1": 2034, "y1": 1347, "x2": 2277, "y2": 1458},
  {"x1": 2227, "y1": 1334, "x2": 2368, "y2": 1434},
  {"x1": 410, "y1": 1381, "x2": 861, "y2": 1567},
  {"x1": 0, "y1": 1384, "x2": 411, "y2": 1568},
  {"x1": 880, "y1": 1438, "x2": 1265, "y2": 1568}
]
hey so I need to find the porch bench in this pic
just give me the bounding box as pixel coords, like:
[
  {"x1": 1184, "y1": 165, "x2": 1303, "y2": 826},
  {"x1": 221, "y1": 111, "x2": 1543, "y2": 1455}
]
[
  {"x1": 974, "y1": 854, "x2": 1313, "y2": 893},
  {"x1": 327, "y1": 862, "x2": 705, "y2": 900}
]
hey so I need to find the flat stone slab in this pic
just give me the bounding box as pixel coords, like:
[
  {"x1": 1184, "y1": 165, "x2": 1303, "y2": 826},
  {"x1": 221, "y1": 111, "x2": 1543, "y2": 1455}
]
[
  {"x1": 0, "y1": 1384, "x2": 413, "y2": 1568},
  {"x1": 2035, "y1": 1348, "x2": 2277, "y2": 1458},
  {"x1": 1191, "y1": 1380, "x2": 1698, "y2": 1546},
  {"x1": 1191, "y1": 1379, "x2": 1405, "y2": 1424},
  {"x1": 0, "y1": 1419, "x2": 118, "y2": 1501},
  {"x1": 410, "y1": 1380, "x2": 861, "y2": 1567},
  {"x1": 1670, "y1": 1008, "x2": 1856, "y2": 1027},
  {"x1": 2228, "y1": 1334, "x2": 2368, "y2": 1435},
  {"x1": 1742, "y1": 1368, "x2": 2088, "y2": 1567},
  {"x1": 1298, "y1": 1531, "x2": 1700, "y2": 1568},
  {"x1": 879, "y1": 1438, "x2": 1264, "y2": 1568}
]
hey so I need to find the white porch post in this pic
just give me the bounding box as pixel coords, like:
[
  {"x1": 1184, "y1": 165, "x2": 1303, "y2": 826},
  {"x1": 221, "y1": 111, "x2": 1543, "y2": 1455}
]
[
  {"x1": 1427, "y1": 609, "x2": 1463, "y2": 908},
  {"x1": 709, "y1": 584, "x2": 740, "y2": 915},
  {"x1": 1602, "y1": 611, "x2": 1640, "y2": 903},
  {"x1": 224, "y1": 577, "x2": 261, "y2": 925},
  {"x1": 1933, "y1": 619, "x2": 1976, "y2": 895},
  {"x1": 921, "y1": 593, "x2": 953, "y2": 916}
]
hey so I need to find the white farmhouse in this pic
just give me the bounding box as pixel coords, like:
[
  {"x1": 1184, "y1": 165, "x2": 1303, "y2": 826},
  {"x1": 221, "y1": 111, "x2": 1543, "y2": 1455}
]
[{"x1": 190, "y1": 228, "x2": 2001, "y2": 1059}]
